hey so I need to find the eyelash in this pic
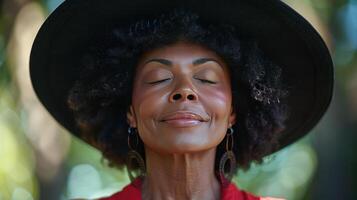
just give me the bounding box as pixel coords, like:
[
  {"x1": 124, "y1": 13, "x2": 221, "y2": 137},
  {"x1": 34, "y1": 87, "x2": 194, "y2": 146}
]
[
  {"x1": 148, "y1": 79, "x2": 170, "y2": 84},
  {"x1": 198, "y1": 79, "x2": 217, "y2": 84},
  {"x1": 148, "y1": 78, "x2": 217, "y2": 84}
]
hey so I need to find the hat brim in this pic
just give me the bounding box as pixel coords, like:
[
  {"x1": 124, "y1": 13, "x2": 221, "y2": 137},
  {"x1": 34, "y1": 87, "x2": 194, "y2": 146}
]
[{"x1": 30, "y1": 0, "x2": 334, "y2": 155}]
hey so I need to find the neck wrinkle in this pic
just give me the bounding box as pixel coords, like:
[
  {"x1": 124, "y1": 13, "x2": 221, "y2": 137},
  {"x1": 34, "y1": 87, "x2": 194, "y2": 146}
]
[{"x1": 141, "y1": 147, "x2": 221, "y2": 200}]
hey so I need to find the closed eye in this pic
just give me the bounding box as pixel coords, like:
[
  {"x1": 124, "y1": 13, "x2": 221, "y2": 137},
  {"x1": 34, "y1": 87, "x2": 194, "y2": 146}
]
[
  {"x1": 147, "y1": 78, "x2": 217, "y2": 84},
  {"x1": 197, "y1": 79, "x2": 217, "y2": 84},
  {"x1": 147, "y1": 78, "x2": 171, "y2": 84}
]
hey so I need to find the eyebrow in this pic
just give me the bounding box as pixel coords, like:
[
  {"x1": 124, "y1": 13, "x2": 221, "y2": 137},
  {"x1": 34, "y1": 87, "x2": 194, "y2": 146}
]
[{"x1": 143, "y1": 58, "x2": 222, "y2": 67}]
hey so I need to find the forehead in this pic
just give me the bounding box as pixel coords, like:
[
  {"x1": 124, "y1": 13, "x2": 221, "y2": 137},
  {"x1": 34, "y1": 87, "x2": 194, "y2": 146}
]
[{"x1": 136, "y1": 41, "x2": 228, "y2": 69}]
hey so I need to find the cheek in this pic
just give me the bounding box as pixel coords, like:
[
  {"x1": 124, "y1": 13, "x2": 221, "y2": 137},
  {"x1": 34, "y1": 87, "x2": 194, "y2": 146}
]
[
  {"x1": 204, "y1": 87, "x2": 232, "y2": 145},
  {"x1": 201, "y1": 85, "x2": 232, "y2": 121},
  {"x1": 131, "y1": 83, "x2": 166, "y2": 128}
]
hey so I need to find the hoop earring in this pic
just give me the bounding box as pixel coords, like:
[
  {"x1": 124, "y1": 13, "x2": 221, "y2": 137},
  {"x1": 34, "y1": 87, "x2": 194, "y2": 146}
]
[
  {"x1": 218, "y1": 126, "x2": 237, "y2": 186},
  {"x1": 126, "y1": 126, "x2": 146, "y2": 182}
]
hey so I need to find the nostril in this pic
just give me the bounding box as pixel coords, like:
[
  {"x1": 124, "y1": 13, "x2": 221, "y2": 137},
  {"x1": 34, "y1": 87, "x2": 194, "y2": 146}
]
[
  {"x1": 173, "y1": 93, "x2": 181, "y2": 100},
  {"x1": 171, "y1": 92, "x2": 197, "y2": 101}
]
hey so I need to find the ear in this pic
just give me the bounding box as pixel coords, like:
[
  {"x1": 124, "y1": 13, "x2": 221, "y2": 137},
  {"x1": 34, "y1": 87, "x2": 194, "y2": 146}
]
[
  {"x1": 126, "y1": 105, "x2": 137, "y2": 128},
  {"x1": 229, "y1": 106, "x2": 236, "y2": 127}
]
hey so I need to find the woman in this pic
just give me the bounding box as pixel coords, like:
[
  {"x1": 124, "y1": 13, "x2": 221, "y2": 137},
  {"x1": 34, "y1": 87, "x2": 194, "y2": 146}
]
[{"x1": 29, "y1": 0, "x2": 334, "y2": 199}]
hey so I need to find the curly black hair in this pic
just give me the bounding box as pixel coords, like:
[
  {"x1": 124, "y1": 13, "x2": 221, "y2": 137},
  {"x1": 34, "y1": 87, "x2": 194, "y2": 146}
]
[{"x1": 67, "y1": 9, "x2": 289, "y2": 176}]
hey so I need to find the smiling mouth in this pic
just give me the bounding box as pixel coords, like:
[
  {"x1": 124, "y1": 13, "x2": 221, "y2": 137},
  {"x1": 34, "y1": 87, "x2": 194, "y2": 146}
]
[
  {"x1": 160, "y1": 119, "x2": 205, "y2": 128},
  {"x1": 160, "y1": 112, "x2": 208, "y2": 121},
  {"x1": 159, "y1": 110, "x2": 209, "y2": 128}
]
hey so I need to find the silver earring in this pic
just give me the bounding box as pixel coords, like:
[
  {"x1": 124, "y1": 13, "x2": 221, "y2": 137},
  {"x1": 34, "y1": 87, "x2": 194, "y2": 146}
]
[
  {"x1": 218, "y1": 126, "x2": 237, "y2": 186},
  {"x1": 126, "y1": 127, "x2": 146, "y2": 182}
]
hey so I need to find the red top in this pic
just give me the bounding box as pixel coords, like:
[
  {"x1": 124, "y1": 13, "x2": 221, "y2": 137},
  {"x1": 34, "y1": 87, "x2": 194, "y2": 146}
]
[{"x1": 100, "y1": 177, "x2": 284, "y2": 200}]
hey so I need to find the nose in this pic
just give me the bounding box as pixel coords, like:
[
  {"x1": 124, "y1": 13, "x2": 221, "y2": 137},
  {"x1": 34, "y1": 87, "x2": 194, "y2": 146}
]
[{"x1": 169, "y1": 88, "x2": 198, "y2": 103}]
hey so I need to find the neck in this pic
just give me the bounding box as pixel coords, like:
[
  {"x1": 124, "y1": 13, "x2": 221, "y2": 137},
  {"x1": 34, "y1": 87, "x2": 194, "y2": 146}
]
[{"x1": 141, "y1": 147, "x2": 221, "y2": 200}]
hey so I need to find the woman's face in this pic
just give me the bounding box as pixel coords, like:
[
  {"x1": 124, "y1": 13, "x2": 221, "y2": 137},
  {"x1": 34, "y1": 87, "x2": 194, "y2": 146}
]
[{"x1": 127, "y1": 41, "x2": 236, "y2": 154}]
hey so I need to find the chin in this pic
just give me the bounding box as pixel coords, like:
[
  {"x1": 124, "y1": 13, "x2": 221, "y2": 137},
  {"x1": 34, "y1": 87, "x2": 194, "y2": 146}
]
[{"x1": 152, "y1": 140, "x2": 218, "y2": 154}]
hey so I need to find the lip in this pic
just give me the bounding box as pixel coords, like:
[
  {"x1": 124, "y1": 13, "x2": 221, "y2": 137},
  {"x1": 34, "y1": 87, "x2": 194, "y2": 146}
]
[
  {"x1": 161, "y1": 119, "x2": 203, "y2": 127},
  {"x1": 160, "y1": 111, "x2": 209, "y2": 122}
]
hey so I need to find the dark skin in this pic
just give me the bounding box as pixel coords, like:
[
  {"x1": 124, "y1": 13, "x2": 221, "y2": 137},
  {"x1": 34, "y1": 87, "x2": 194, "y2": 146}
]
[{"x1": 126, "y1": 40, "x2": 236, "y2": 200}]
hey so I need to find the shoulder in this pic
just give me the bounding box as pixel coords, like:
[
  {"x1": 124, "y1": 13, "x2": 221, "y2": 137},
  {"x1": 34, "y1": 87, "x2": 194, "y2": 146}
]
[
  {"x1": 99, "y1": 179, "x2": 285, "y2": 200},
  {"x1": 222, "y1": 182, "x2": 285, "y2": 200},
  {"x1": 99, "y1": 179, "x2": 141, "y2": 200}
]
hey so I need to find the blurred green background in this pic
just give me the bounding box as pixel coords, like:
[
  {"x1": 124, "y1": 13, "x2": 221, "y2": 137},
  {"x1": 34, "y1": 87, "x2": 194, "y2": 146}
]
[{"x1": 0, "y1": 0, "x2": 356, "y2": 199}]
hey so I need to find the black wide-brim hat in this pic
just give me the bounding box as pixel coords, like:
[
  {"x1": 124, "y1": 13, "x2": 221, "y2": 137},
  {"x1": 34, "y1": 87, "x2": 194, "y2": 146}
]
[{"x1": 30, "y1": 0, "x2": 334, "y2": 155}]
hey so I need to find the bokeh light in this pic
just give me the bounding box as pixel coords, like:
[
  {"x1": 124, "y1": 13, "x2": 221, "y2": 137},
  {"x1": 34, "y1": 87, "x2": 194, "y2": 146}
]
[{"x1": 0, "y1": 0, "x2": 356, "y2": 199}]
